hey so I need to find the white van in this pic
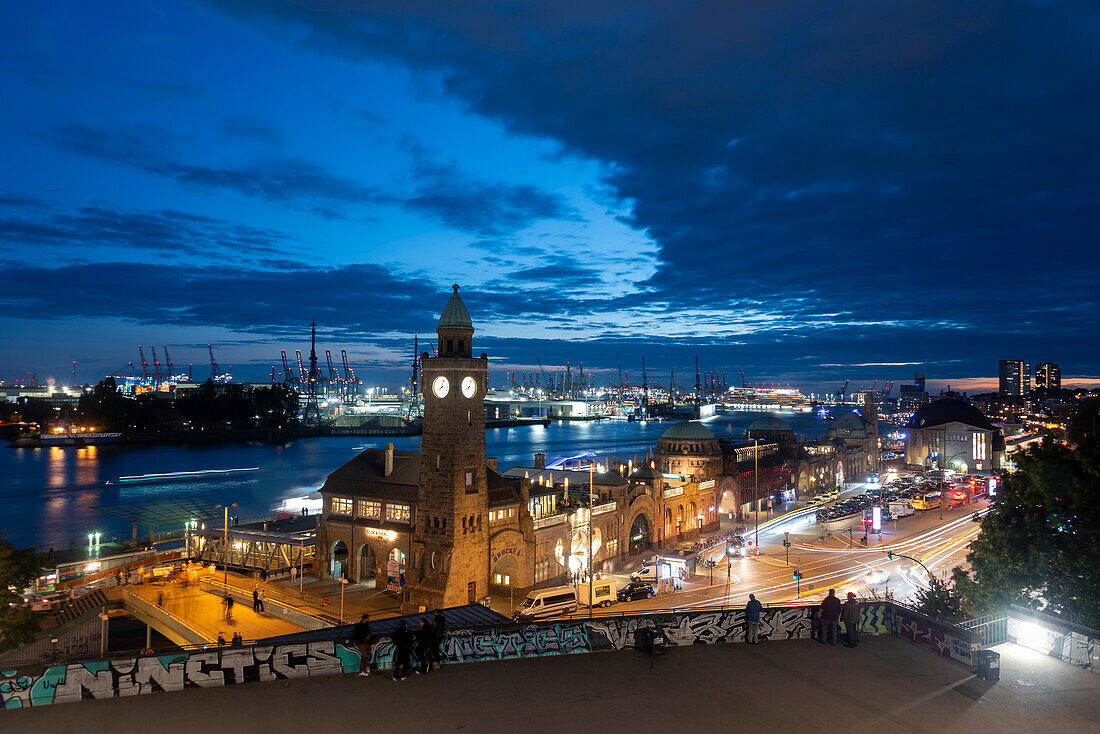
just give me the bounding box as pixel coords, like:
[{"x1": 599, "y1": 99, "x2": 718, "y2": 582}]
[
  {"x1": 888, "y1": 501, "x2": 914, "y2": 518},
  {"x1": 577, "y1": 578, "x2": 618, "y2": 608},
  {"x1": 513, "y1": 586, "x2": 579, "y2": 620}
]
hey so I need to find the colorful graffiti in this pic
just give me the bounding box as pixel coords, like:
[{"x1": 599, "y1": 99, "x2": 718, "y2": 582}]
[
  {"x1": 0, "y1": 602, "x2": 909, "y2": 711},
  {"x1": 894, "y1": 610, "x2": 976, "y2": 665}
]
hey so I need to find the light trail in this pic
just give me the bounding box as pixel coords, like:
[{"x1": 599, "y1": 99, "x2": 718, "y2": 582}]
[{"x1": 109, "y1": 467, "x2": 260, "y2": 484}]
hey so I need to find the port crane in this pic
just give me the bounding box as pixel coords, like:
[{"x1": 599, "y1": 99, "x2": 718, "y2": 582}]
[
  {"x1": 138, "y1": 346, "x2": 149, "y2": 383},
  {"x1": 208, "y1": 345, "x2": 219, "y2": 380},
  {"x1": 326, "y1": 349, "x2": 338, "y2": 384},
  {"x1": 281, "y1": 350, "x2": 295, "y2": 383},
  {"x1": 163, "y1": 345, "x2": 175, "y2": 381},
  {"x1": 641, "y1": 357, "x2": 649, "y2": 418},
  {"x1": 295, "y1": 350, "x2": 306, "y2": 382},
  {"x1": 150, "y1": 345, "x2": 162, "y2": 385},
  {"x1": 834, "y1": 378, "x2": 850, "y2": 400}
]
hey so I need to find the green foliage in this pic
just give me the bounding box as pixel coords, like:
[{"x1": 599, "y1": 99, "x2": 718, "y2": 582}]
[
  {"x1": 913, "y1": 577, "x2": 966, "y2": 622},
  {"x1": 959, "y1": 439, "x2": 1100, "y2": 626},
  {"x1": 0, "y1": 534, "x2": 50, "y2": 654}
]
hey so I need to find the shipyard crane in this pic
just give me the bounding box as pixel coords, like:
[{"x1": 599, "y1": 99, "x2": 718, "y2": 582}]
[
  {"x1": 694, "y1": 355, "x2": 701, "y2": 410},
  {"x1": 150, "y1": 345, "x2": 162, "y2": 385},
  {"x1": 641, "y1": 357, "x2": 649, "y2": 418},
  {"x1": 880, "y1": 381, "x2": 894, "y2": 397},
  {"x1": 326, "y1": 349, "x2": 337, "y2": 384},
  {"x1": 834, "y1": 378, "x2": 850, "y2": 400},
  {"x1": 295, "y1": 350, "x2": 306, "y2": 382},
  {"x1": 270, "y1": 366, "x2": 276, "y2": 383},
  {"x1": 163, "y1": 345, "x2": 174, "y2": 382},
  {"x1": 670, "y1": 368, "x2": 676, "y2": 394},
  {"x1": 617, "y1": 364, "x2": 624, "y2": 390},
  {"x1": 208, "y1": 345, "x2": 219, "y2": 380},
  {"x1": 536, "y1": 357, "x2": 550, "y2": 392},
  {"x1": 138, "y1": 346, "x2": 149, "y2": 382},
  {"x1": 281, "y1": 350, "x2": 294, "y2": 383}
]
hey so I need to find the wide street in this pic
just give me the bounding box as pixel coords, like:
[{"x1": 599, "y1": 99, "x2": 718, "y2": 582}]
[{"x1": 564, "y1": 480, "x2": 986, "y2": 617}]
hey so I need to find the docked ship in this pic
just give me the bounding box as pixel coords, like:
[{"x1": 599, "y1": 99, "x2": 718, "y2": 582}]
[{"x1": 38, "y1": 432, "x2": 124, "y2": 447}]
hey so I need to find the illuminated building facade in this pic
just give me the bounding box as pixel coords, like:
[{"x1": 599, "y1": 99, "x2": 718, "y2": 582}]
[
  {"x1": 999, "y1": 360, "x2": 1030, "y2": 397},
  {"x1": 1035, "y1": 362, "x2": 1060, "y2": 390}
]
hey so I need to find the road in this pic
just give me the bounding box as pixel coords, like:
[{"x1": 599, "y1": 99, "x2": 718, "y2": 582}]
[{"x1": 562, "y1": 480, "x2": 986, "y2": 618}]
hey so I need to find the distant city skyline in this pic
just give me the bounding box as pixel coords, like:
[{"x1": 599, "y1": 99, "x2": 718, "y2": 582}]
[{"x1": 2, "y1": 2, "x2": 1098, "y2": 391}]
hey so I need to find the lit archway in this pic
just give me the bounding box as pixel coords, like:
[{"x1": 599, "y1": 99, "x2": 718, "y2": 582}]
[
  {"x1": 331, "y1": 540, "x2": 348, "y2": 580},
  {"x1": 358, "y1": 544, "x2": 377, "y2": 587},
  {"x1": 629, "y1": 513, "x2": 652, "y2": 555}
]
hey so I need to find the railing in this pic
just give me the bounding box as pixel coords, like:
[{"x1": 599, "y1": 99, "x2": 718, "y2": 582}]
[
  {"x1": 533, "y1": 513, "x2": 567, "y2": 530},
  {"x1": 122, "y1": 588, "x2": 209, "y2": 646},
  {"x1": 197, "y1": 578, "x2": 333, "y2": 629},
  {"x1": 959, "y1": 612, "x2": 1008, "y2": 648}
]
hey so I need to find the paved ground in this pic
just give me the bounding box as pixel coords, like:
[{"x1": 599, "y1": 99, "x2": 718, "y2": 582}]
[
  {"x1": 5, "y1": 638, "x2": 1098, "y2": 733},
  {"x1": 126, "y1": 582, "x2": 304, "y2": 643}
]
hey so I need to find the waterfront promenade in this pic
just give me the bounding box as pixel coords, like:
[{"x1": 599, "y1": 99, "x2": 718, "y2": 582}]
[{"x1": 6, "y1": 637, "x2": 1097, "y2": 733}]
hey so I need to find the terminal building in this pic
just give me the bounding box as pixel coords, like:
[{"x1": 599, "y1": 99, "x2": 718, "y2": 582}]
[
  {"x1": 904, "y1": 397, "x2": 1005, "y2": 475},
  {"x1": 316, "y1": 286, "x2": 882, "y2": 608}
]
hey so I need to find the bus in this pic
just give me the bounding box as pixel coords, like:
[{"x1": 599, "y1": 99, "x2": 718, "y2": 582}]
[{"x1": 912, "y1": 491, "x2": 942, "y2": 511}]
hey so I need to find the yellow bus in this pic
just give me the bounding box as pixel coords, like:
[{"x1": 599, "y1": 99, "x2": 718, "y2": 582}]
[{"x1": 912, "y1": 491, "x2": 942, "y2": 511}]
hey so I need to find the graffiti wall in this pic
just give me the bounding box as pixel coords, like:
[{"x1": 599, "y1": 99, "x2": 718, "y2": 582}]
[
  {"x1": 0, "y1": 602, "x2": 908, "y2": 711},
  {"x1": 588, "y1": 603, "x2": 891, "y2": 650},
  {"x1": 893, "y1": 608, "x2": 977, "y2": 666}
]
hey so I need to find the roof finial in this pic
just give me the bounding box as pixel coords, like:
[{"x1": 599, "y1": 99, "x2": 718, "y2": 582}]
[{"x1": 452, "y1": 283, "x2": 460, "y2": 293}]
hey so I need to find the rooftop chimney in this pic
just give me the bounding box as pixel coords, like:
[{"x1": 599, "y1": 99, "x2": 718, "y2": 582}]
[{"x1": 384, "y1": 443, "x2": 394, "y2": 477}]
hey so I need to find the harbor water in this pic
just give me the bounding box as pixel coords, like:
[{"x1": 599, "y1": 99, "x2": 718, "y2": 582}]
[{"x1": 1, "y1": 410, "x2": 846, "y2": 549}]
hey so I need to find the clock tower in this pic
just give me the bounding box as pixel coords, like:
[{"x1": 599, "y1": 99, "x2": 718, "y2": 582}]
[{"x1": 409, "y1": 285, "x2": 490, "y2": 609}]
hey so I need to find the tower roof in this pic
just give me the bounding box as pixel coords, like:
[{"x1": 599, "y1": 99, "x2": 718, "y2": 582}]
[
  {"x1": 438, "y1": 284, "x2": 474, "y2": 332},
  {"x1": 660, "y1": 421, "x2": 716, "y2": 441}
]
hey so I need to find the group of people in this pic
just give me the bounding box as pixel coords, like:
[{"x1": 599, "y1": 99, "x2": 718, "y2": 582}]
[
  {"x1": 812, "y1": 589, "x2": 862, "y2": 647},
  {"x1": 743, "y1": 589, "x2": 862, "y2": 647},
  {"x1": 352, "y1": 610, "x2": 447, "y2": 680},
  {"x1": 251, "y1": 586, "x2": 266, "y2": 614},
  {"x1": 217, "y1": 631, "x2": 244, "y2": 647}
]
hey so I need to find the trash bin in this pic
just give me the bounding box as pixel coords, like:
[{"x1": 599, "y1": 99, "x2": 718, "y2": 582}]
[{"x1": 974, "y1": 650, "x2": 1000, "y2": 682}]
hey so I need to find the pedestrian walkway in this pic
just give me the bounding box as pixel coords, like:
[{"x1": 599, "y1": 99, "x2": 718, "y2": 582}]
[{"x1": 126, "y1": 582, "x2": 303, "y2": 643}]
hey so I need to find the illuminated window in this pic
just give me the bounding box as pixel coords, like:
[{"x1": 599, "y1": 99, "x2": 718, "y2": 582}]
[
  {"x1": 357, "y1": 500, "x2": 381, "y2": 519},
  {"x1": 331, "y1": 497, "x2": 353, "y2": 515},
  {"x1": 385, "y1": 503, "x2": 411, "y2": 523}
]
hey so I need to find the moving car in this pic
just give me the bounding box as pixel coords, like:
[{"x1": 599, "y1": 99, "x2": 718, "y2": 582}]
[
  {"x1": 863, "y1": 569, "x2": 890, "y2": 585},
  {"x1": 617, "y1": 581, "x2": 655, "y2": 602}
]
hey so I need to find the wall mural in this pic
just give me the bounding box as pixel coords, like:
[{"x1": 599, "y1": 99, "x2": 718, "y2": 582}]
[
  {"x1": 894, "y1": 610, "x2": 977, "y2": 665},
  {"x1": 0, "y1": 602, "x2": 908, "y2": 711}
]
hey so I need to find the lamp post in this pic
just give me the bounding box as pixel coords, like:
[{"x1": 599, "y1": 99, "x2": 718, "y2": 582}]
[
  {"x1": 588, "y1": 460, "x2": 595, "y2": 618},
  {"x1": 885, "y1": 551, "x2": 935, "y2": 588},
  {"x1": 215, "y1": 503, "x2": 238, "y2": 590},
  {"x1": 339, "y1": 577, "x2": 348, "y2": 623},
  {"x1": 753, "y1": 439, "x2": 760, "y2": 550}
]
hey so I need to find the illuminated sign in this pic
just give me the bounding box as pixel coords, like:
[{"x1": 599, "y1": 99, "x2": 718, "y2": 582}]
[
  {"x1": 365, "y1": 528, "x2": 398, "y2": 542},
  {"x1": 663, "y1": 487, "x2": 684, "y2": 499},
  {"x1": 699, "y1": 479, "x2": 716, "y2": 489},
  {"x1": 871, "y1": 506, "x2": 882, "y2": 533}
]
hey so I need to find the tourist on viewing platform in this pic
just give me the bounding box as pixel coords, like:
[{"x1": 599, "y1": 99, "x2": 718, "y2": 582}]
[
  {"x1": 841, "y1": 593, "x2": 861, "y2": 648},
  {"x1": 252, "y1": 587, "x2": 259, "y2": 612},
  {"x1": 223, "y1": 594, "x2": 234, "y2": 621},
  {"x1": 819, "y1": 589, "x2": 841, "y2": 645},
  {"x1": 745, "y1": 594, "x2": 763, "y2": 644},
  {"x1": 352, "y1": 613, "x2": 373, "y2": 677},
  {"x1": 391, "y1": 622, "x2": 414, "y2": 680},
  {"x1": 415, "y1": 619, "x2": 434, "y2": 675},
  {"x1": 257, "y1": 588, "x2": 265, "y2": 614},
  {"x1": 217, "y1": 631, "x2": 226, "y2": 647},
  {"x1": 431, "y1": 610, "x2": 447, "y2": 670}
]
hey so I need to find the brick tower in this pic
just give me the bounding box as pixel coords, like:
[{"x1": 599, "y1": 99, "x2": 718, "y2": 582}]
[{"x1": 408, "y1": 285, "x2": 490, "y2": 609}]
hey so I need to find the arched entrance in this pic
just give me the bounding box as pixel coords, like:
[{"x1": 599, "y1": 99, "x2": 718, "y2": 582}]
[
  {"x1": 629, "y1": 513, "x2": 652, "y2": 555},
  {"x1": 331, "y1": 540, "x2": 348, "y2": 580},
  {"x1": 836, "y1": 460, "x2": 845, "y2": 488},
  {"x1": 358, "y1": 544, "x2": 377, "y2": 587},
  {"x1": 385, "y1": 548, "x2": 406, "y2": 592},
  {"x1": 491, "y1": 554, "x2": 520, "y2": 604}
]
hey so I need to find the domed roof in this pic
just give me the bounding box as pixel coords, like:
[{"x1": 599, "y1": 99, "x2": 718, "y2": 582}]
[
  {"x1": 593, "y1": 471, "x2": 628, "y2": 487},
  {"x1": 907, "y1": 398, "x2": 994, "y2": 431},
  {"x1": 746, "y1": 416, "x2": 794, "y2": 433},
  {"x1": 660, "y1": 421, "x2": 716, "y2": 441},
  {"x1": 629, "y1": 464, "x2": 662, "y2": 481},
  {"x1": 437, "y1": 284, "x2": 473, "y2": 331}
]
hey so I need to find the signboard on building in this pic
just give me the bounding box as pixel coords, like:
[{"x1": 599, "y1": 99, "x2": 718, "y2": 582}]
[
  {"x1": 366, "y1": 527, "x2": 397, "y2": 542},
  {"x1": 699, "y1": 479, "x2": 716, "y2": 490},
  {"x1": 663, "y1": 487, "x2": 684, "y2": 499},
  {"x1": 386, "y1": 558, "x2": 401, "y2": 592}
]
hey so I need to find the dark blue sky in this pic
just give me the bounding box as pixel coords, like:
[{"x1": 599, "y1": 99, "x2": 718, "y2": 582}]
[{"x1": 2, "y1": 1, "x2": 1098, "y2": 393}]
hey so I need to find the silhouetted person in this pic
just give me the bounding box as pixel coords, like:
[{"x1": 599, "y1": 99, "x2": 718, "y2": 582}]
[
  {"x1": 431, "y1": 610, "x2": 447, "y2": 669},
  {"x1": 415, "y1": 619, "x2": 434, "y2": 675},
  {"x1": 391, "y1": 622, "x2": 413, "y2": 680},
  {"x1": 820, "y1": 589, "x2": 841, "y2": 645},
  {"x1": 745, "y1": 593, "x2": 763, "y2": 644},
  {"x1": 352, "y1": 613, "x2": 374, "y2": 677},
  {"x1": 841, "y1": 592, "x2": 861, "y2": 647}
]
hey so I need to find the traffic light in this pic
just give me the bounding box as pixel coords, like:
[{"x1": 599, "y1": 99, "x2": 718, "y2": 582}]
[
  {"x1": 887, "y1": 552, "x2": 894, "y2": 561},
  {"x1": 792, "y1": 568, "x2": 803, "y2": 580}
]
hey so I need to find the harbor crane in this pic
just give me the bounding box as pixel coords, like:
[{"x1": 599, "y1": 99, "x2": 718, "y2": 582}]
[
  {"x1": 326, "y1": 349, "x2": 337, "y2": 384},
  {"x1": 536, "y1": 357, "x2": 551, "y2": 392},
  {"x1": 641, "y1": 357, "x2": 649, "y2": 418},
  {"x1": 163, "y1": 345, "x2": 174, "y2": 381},
  {"x1": 295, "y1": 350, "x2": 306, "y2": 382},
  {"x1": 834, "y1": 378, "x2": 850, "y2": 400},
  {"x1": 150, "y1": 345, "x2": 161, "y2": 385},
  {"x1": 138, "y1": 346, "x2": 149, "y2": 382},
  {"x1": 281, "y1": 350, "x2": 295, "y2": 383},
  {"x1": 208, "y1": 345, "x2": 219, "y2": 380}
]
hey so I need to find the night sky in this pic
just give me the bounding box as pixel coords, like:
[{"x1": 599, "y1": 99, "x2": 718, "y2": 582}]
[{"x1": 2, "y1": 1, "x2": 1098, "y2": 393}]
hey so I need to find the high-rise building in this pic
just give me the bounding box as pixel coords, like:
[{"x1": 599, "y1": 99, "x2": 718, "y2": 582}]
[
  {"x1": 1035, "y1": 362, "x2": 1061, "y2": 390},
  {"x1": 999, "y1": 360, "x2": 1030, "y2": 397},
  {"x1": 898, "y1": 372, "x2": 928, "y2": 412}
]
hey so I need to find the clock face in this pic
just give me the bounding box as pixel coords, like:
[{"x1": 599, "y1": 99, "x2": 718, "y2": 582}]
[
  {"x1": 461, "y1": 376, "x2": 477, "y2": 398},
  {"x1": 432, "y1": 375, "x2": 450, "y2": 398}
]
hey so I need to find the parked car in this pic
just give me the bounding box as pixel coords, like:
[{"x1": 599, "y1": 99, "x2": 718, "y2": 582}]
[
  {"x1": 630, "y1": 563, "x2": 659, "y2": 582},
  {"x1": 617, "y1": 581, "x2": 655, "y2": 602},
  {"x1": 513, "y1": 586, "x2": 579, "y2": 620}
]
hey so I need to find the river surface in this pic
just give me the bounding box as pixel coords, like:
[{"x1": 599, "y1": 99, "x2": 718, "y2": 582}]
[{"x1": 1, "y1": 410, "x2": 847, "y2": 549}]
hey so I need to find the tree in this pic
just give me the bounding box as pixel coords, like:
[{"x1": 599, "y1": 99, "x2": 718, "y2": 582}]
[
  {"x1": 913, "y1": 577, "x2": 966, "y2": 622},
  {"x1": 956, "y1": 439, "x2": 1100, "y2": 626},
  {"x1": 0, "y1": 534, "x2": 50, "y2": 654},
  {"x1": 1068, "y1": 397, "x2": 1100, "y2": 445}
]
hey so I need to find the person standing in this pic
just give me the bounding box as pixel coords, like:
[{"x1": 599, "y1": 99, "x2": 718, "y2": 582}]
[
  {"x1": 252, "y1": 587, "x2": 260, "y2": 613},
  {"x1": 390, "y1": 622, "x2": 413, "y2": 680},
  {"x1": 841, "y1": 592, "x2": 861, "y2": 647},
  {"x1": 431, "y1": 610, "x2": 447, "y2": 670},
  {"x1": 290, "y1": 565, "x2": 298, "y2": 584},
  {"x1": 745, "y1": 593, "x2": 763, "y2": 644},
  {"x1": 820, "y1": 589, "x2": 841, "y2": 645},
  {"x1": 223, "y1": 594, "x2": 234, "y2": 622},
  {"x1": 257, "y1": 588, "x2": 265, "y2": 614},
  {"x1": 352, "y1": 613, "x2": 373, "y2": 677},
  {"x1": 415, "y1": 619, "x2": 434, "y2": 675}
]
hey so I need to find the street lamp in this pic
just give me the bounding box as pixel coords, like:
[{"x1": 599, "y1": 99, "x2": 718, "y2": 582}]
[
  {"x1": 215, "y1": 503, "x2": 238, "y2": 590},
  {"x1": 587, "y1": 459, "x2": 595, "y2": 619},
  {"x1": 339, "y1": 577, "x2": 349, "y2": 623},
  {"x1": 886, "y1": 551, "x2": 934, "y2": 588},
  {"x1": 753, "y1": 439, "x2": 760, "y2": 550}
]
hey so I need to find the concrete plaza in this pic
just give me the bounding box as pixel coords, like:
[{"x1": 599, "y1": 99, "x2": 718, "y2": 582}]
[{"x1": 5, "y1": 636, "x2": 1098, "y2": 733}]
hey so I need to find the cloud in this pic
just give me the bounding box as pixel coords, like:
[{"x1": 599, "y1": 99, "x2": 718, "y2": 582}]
[
  {"x1": 0, "y1": 205, "x2": 294, "y2": 258},
  {"x1": 205, "y1": 0, "x2": 1100, "y2": 373},
  {"x1": 221, "y1": 114, "x2": 285, "y2": 147}
]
